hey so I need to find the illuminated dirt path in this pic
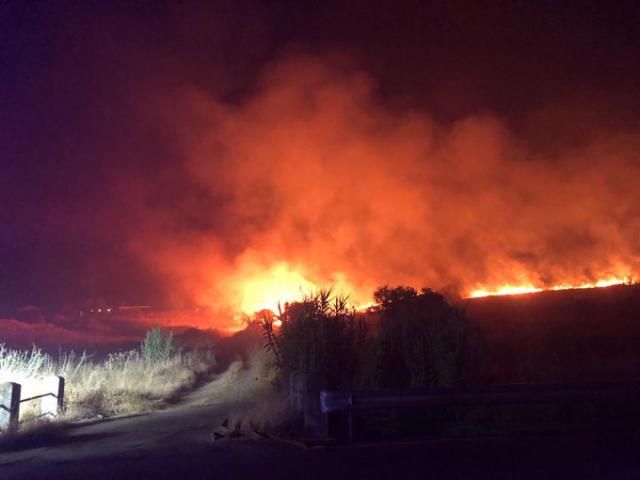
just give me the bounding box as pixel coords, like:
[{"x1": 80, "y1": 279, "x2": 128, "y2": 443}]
[{"x1": 0, "y1": 362, "x2": 261, "y2": 475}]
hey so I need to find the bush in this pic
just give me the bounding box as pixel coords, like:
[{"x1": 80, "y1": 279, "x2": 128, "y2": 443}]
[
  {"x1": 262, "y1": 289, "x2": 367, "y2": 389},
  {"x1": 261, "y1": 286, "x2": 471, "y2": 392},
  {"x1": 372, "y1": 286, "x2": 468, "y2": 388},
  {"x1": 140, "y1": 327, "x2": 174, "y2": 363}
]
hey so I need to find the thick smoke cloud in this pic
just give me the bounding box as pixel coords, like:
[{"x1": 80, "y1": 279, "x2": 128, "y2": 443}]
[
  {"x1": 122, "y1": 55, "x2": 640, "y2": 328},
  {"x1": 4, "y1": 2, "x2": 640, "y2": 334}
]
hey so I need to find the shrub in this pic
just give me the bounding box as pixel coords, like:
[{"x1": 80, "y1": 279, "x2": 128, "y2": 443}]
[
  {"x1": 262, "y1": 289, "x2": 367, "y2": 389},
  {"x1": 261, "y1": 286, "x2": 471, "y2": 391},
  {"x1": 372, "y1": 286, "x2": 468, "y2": 388}
]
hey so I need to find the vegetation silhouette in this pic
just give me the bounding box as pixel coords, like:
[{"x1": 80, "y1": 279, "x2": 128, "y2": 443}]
[
  {"x1": 371, "y1": 286, "x2": 469, "y2": 388},
  {"x1": 262, "y1": 289, "x2": 366, "y2": 390},
  {"x1": 261, "y1": 286, "x2": 470, "y2": 391}
]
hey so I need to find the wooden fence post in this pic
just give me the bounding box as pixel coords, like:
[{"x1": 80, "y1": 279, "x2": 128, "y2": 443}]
[{"x1": 0, "y1": 382, "x2": 21, "y2": 433}]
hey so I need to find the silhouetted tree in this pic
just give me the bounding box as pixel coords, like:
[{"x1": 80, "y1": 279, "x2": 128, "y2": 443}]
[
  {"x1": 372, "y1": 286, "x2": 468, "y2": 388},
  {"x1": 262, "y1": 289, "x2": 367, "y2": 389}
]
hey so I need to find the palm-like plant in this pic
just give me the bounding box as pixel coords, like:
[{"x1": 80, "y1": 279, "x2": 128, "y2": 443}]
[{"x1": 261, "y1": 289, "x2": 366, "y2": 389}]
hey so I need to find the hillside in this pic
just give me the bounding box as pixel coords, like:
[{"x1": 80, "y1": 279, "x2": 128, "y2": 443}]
[{"x1": 464, "y1": 284, "x2": 640, "y2": 383}]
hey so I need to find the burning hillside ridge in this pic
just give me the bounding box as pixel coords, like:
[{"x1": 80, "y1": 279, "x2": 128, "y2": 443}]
[
  {"x1": 101, "y1": 54, "x2": 640, "y2": 329},
  {"x1": 469, "y1": 276, "x2": 635, "y2": 298}
]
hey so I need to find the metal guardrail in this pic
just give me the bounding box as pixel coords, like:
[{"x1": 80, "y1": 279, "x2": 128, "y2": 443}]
[
  {"x1": 0, "y1": 376, "x2": 65, "y2": 433},
  {"x1": 318, "y1": 382, "x2": 640, "y2": 442}
]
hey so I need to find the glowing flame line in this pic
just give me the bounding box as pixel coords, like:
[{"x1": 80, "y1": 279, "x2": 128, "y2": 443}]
[
  {"x1": 233, "y1": 260, "x2": 635, "y2": 319},
  {"x1": 468, "y1": 277, "x2": 631, "y2": 298}
]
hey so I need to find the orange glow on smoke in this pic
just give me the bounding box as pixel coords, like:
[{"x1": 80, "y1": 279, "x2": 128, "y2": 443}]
[{"x1": 125, "y1": 57, "x2": 640, "y2": 331}]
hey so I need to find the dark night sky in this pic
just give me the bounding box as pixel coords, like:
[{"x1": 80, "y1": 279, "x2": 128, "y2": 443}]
[{"x1": 1, "y1": 0, "x2": 639, "y2": 308}]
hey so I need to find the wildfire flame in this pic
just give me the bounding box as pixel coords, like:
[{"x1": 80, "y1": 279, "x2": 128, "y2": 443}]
[
  {"x1": 468, "y1": 276, "x2": 632, "y2": 298},
  {"x1": 234, "y1": 262, "x2": 635, "y2": 315},
  {"x1": 233, "y1": 261, "x2": 376, "y2": 315},
  {"x1": 235, "y1": 262, "x2": 317, "y2": 314}
]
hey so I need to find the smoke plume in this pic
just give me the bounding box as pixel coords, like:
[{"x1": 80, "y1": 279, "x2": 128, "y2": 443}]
[{"x1": 116, "y1": 55, "x2": 640, "y2": 328}]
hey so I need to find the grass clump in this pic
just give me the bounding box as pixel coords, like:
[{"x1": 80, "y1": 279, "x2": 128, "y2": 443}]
[{"x1": 141, "y1": 327, "x2": 174, "y2": 363}]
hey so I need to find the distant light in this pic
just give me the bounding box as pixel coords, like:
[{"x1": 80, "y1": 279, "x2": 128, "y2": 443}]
[{"x1": 98, "y1": 308, "x2": 102, "y2": 313}]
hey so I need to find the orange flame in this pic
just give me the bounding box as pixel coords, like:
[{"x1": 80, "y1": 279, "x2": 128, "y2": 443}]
[
  {"x1": 230, "y1": 261, "x2": 375, "y2": 315},
  {"x1": 468, "y1": 276, "x2": 632, "y2": 298},
  {"x1": 233, "y1": 261, "x2": 635, "y2": 317},
  {"x1": 234, "y1": 262, "x2": 317, "y2": 314}
]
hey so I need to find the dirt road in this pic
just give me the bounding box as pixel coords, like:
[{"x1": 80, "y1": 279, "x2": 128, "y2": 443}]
[
  {"x1": 0, "y1": 361, "x2": 261, "y2": 477},
  {"x1": 1, "y1": 364, "x2": 639, "y2": 479}
]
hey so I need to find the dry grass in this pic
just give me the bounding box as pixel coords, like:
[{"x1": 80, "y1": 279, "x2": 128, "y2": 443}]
[{"x1": 0, "y1": 343, "x2": 215, "y2": 422}]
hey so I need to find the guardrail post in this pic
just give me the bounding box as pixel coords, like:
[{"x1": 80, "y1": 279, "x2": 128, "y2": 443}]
[
  {"x1": 41, "y1": 376, "x2": 65, "y2": 417},
  {"x1": 303, "y1": 373, "x2": 328, "y2": 438},
  {"x1": 0, "y1": 382, "x2": 21, "y2": 433},
  {"x1": 320, "y1": 390, "x2": 354, "y2": 442},
  {"x1": 290, "y1": 371, "x2": 306, "y2": 414}
]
